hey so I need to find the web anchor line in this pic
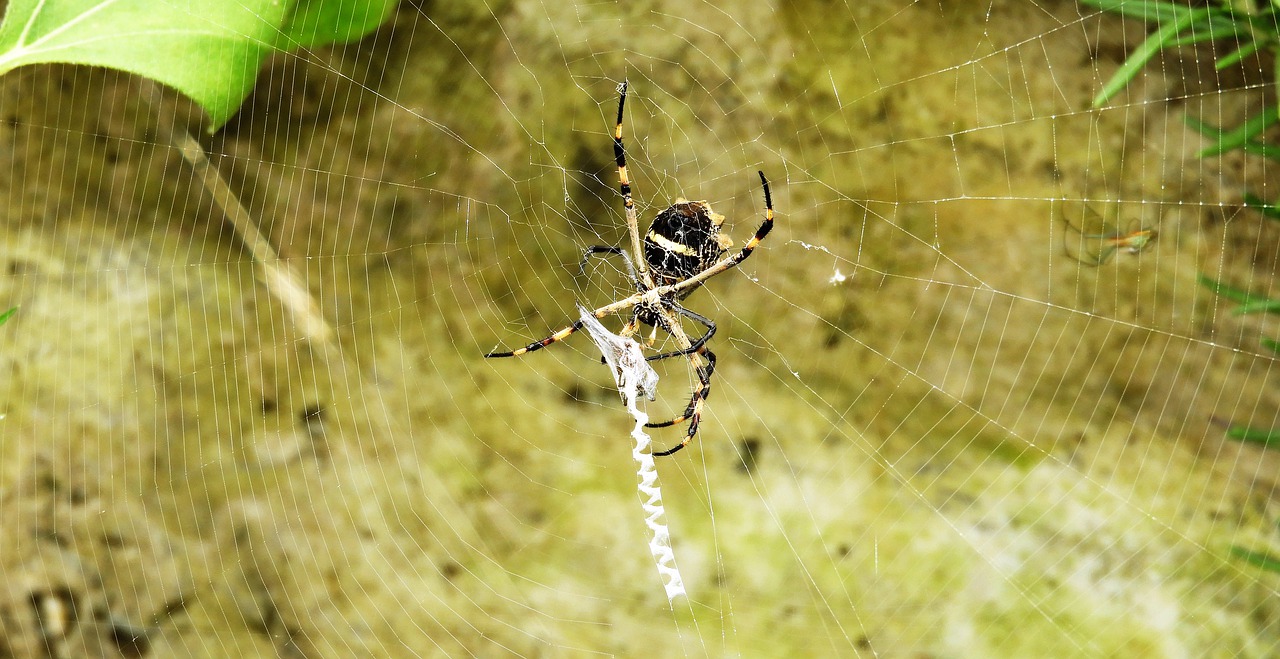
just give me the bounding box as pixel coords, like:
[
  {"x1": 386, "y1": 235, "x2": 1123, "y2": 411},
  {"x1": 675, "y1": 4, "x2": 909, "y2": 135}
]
[{"x1": 577, "y1": 306, "x2": 686, "y2": 602}]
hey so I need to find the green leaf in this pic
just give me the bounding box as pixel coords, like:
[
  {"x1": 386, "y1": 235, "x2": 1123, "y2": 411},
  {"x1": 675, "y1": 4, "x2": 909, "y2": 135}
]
[
  {"x1": 1261, "y1": 337, "x2": 1280, "y2": 354},
  {"x1": 0, "y1": 306, "x2": 14, "y2": 328},
  {"x1": 286, "y1": 0, "x2": 396, "y2": 49},
  {"x1": 0, "y1": 1, "x2": 289, "y2": 130},
  {"x1": 1231, "y1": 546, "x2": 1280, "y2": 572},
  {"x1": 1227, "y1": 424, "x2": 1280, "y2": 448},
  {"x1": 0, "y1": 0, "x2": 395, "y2": 131}
]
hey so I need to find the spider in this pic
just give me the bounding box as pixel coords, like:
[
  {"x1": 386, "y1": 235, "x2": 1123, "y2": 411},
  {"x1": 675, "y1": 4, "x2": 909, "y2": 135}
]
[
  {"x1": 485, "y1": 80, "x2": 774, "y2": 457},
  {"x1": 1063, "y1": 208, "x2": 1157, "y2": 266}
]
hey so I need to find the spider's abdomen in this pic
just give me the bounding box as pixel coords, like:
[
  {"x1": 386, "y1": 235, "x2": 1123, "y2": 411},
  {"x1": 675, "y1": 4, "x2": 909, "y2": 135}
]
[{"x1": 644, "y1": 200, "x2": 730, "y2": 290}]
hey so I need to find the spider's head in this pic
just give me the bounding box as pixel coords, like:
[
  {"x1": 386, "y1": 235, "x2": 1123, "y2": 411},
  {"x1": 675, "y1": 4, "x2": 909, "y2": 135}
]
[{"x1": 644, "y1": 199, "x2": 733, "y2": 288}]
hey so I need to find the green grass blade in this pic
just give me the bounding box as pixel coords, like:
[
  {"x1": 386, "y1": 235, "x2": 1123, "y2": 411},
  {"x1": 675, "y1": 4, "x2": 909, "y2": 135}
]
[
  {"x1": 0, "y1": 306, "x2": 14, "y2": 327},
  {"x1": 1080, "y1": 0, "x2": 1197, "y2": 24},
  {"x1": 1083, "y1": 2, "x2": 1245, "y2": 40},
  {"x1": 1184, "y1": 115, "x2": 1224, "y2": 138},
  {"x1": 1200, "y1": 274, "x2": 1280, "y2": 314},
  {"x1": 1261, "y1": 337, "x2": 1280, "y2": 354},
  {"x1": 1233, "y1": 298, "x2": 1280, "y2": 315},
  {"x1": 1226, "y1": 424, "x2": 1280, "y2": 448},
  {"x1": 1221, "y1": 109, "x2": 1278, "y2": 145},
  {"x1": 1092, "y1": 9, "x2": 1210, "y2": 108},
  {"x1": 1216, "y1": 39, "x2": 1265, "y2": 70},
  {"x1": 1276, "y1": 45, "x2": 1280, "y2": 121},
  {"x1": 1199, "y1": 274, "x2": 1260, "y2": 305},
  {"x1": 1169, "y1": 23, "x2": 1253, "y2": 48},
  {"x1": 1195, "y1": 108, "x2": 1279, "y2": 156},
  {"x1": 1242, "y1": 192, "x2": 1280, "y2": 220},
  {"x1": 1231, "y1": 546, "x2": 1280, "y2": 572},
  {"x1": 1241, "y1": 141, "x2": 1280, "y2": 161}
]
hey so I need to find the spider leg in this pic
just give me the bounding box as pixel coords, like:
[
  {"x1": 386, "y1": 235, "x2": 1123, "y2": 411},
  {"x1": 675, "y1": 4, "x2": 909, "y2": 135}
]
[
  {"x1": 645, "y1": 304, "x2": 716, "y2": 362},
  {"x1": 487, "y1": 291, "x2": 647, "y2": 359},
  {"x1": 614, "y1": 81, "x2": 649, "y2": 278},
  {"x1": 646, "y1": 348, "x2": 715, "y2": 429},
  {"x1": 484, "y1": 320, "x2": 585, "y2": 358},
  {"x1": 1062, "y1": 215, "x2": 1103, "y2": 265},
  {"x1": 651, "y1": 349, "x2": 716, "y2": 456},
  {"x1": 633, "y1": 302, "x2": 715, "y2": 453},
  {"x1": 1063, "y1": 236, "x2": 1098, "y2": 265},
  {"x1": 1064, "y1": 235, "x2": 1111, "y2": 266},
  {"x1": 667, "y1": 171, "x2": 774, "y2": 297},
  {"x1": 1093, "y1": 244, "x2": 1118, "y2": 265}
]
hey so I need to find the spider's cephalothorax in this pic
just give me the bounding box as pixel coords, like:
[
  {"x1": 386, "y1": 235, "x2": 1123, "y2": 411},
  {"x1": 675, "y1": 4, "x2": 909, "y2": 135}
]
[
  {"x1": 485, "y1": 80, "x2": 775, "y2": 457},
  {"x1": 644, "y1": 200, "x2": 734, "y2": 292}
]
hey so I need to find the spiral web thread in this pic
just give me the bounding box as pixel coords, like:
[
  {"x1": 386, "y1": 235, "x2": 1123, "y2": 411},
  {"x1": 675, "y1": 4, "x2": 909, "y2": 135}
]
[{"x1": 577, "y1": 306, "x2": 686, "y2": 601}]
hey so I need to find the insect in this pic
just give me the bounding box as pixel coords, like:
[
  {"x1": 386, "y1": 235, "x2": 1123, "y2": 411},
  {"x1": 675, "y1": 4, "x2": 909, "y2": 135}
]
[
  {"x1": 1063, "y1": 209, "x2": 1157, "y2": 266},
  {"x1": 485, "y1": 81, "x2": 774, "y2": 456}
]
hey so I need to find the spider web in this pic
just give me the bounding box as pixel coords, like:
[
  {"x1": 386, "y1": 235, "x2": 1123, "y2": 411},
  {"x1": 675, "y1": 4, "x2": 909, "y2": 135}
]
[{"x1": 0, "y1": 0, "x2": 1278, "y2": 655}]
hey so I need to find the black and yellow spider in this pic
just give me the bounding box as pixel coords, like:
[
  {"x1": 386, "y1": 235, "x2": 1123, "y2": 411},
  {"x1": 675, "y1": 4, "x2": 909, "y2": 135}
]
[{"x1": 485, "y1": 81, "x2": 774, "y2": 457}]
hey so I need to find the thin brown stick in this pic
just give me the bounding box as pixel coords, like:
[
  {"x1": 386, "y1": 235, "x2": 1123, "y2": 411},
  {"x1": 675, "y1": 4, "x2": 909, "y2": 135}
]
[{"x1": 148, "y1": 85, "x2": 333, "y2": 345}]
